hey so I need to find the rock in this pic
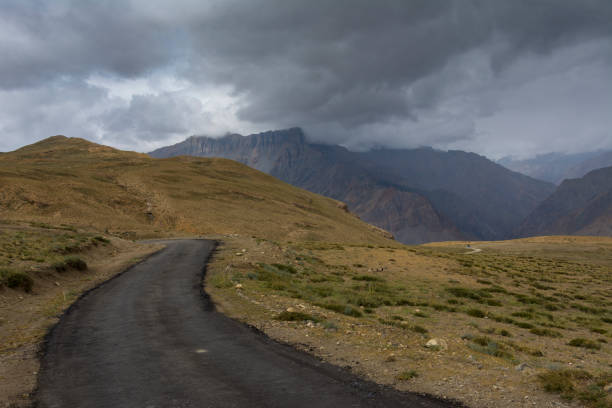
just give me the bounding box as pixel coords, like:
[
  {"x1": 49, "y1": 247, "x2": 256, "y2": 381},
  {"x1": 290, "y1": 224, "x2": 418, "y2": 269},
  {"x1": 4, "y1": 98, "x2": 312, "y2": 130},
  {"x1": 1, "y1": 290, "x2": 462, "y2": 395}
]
[
  {"x1": 235, "y1": 252, "x2": 243, "y2": 256},
  {"x1": 306, "y1": 321, "x2": 315, "y2": 328},
  {"x1": 604, "y1": 383, "x2": 612, "y2": 394},
  {"x1": 234, "y1": 283, "x2": 243, "y2": 289},
  {"x1": 425, "y1": 338, "x2": 447, "y2": 350},
  {"x1": 286, "y1": 307, "x2": 295, "y2": 313},
  {"x1": 515, "y1": 363, "x2": 529, "y2": 371}
]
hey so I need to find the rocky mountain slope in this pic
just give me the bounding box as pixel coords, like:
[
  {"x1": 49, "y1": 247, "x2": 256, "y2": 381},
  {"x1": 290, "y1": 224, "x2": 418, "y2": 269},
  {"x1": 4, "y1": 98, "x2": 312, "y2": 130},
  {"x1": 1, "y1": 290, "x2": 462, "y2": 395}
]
[
  {"x1": 151, "y1": 128, "x2": 555, "y2": 243},
  {"x1": 517, "y1": 166, "x2": 612, "y2": 237},
  {"x1": 0, "y1": 136, "x2": 394, "y2": 245}
]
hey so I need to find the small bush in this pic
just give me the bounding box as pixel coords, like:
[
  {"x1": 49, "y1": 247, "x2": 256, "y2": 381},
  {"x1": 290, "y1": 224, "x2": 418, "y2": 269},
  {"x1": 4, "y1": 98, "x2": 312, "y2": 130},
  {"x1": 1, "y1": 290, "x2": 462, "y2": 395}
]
[
  {"x1": 316, "y1": 303, "x2": 362, "y2": 317},
  {"x1": 93, "y1": 236, "x2": 110, "y2": 244},
  {"x1": 468, "y1": 337, "x2": 514, "y2": 360},
  {"x1": 65, "y1": 256, "x2": 88, "y2": 271},
  {"x1": 568, "y1": 338, "x2": 601, "y2": 350},
  {"x1": 530, "y1": 328, "x2": 563, "y2": 338},
  {"x1": 53, "y1": 261, "x2": 67, "y2": 272},
  {"x1": 352, "y1": 275, "x2": 384, "y2": 282},
  {"x1": 276, "y1": 311, "x2": 318, "y2": 322},
  {"x1": 412, "y1": 325, "x2": 428, "y2": 334},
  {"x1": 4, "y1": 271, "x2": 34, "y2": 292},
  {"x1": 272, "y1": 263, "x2": 297, "y2": 274},
  {"x1": 466, "y1": 308, "x2": 485, "y2": 318},
  {"x1": 396, "y1": 370, "x2": 419, "y2": 381},
  {"x1": 500, "y1": 329, "x2": 512, "y2": 337}
]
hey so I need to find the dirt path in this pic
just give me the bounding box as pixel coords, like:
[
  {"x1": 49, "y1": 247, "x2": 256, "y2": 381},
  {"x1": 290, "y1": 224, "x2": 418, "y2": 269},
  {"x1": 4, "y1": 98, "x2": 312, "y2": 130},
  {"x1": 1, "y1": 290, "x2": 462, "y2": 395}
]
[{"x1": 35, "y1": 239, "x2": 464, "y2": 408}]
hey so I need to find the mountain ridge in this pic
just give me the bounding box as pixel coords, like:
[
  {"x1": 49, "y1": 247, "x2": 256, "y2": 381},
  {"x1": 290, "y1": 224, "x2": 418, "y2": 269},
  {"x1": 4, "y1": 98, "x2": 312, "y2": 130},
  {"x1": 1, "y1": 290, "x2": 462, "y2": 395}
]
[{"x1": 151, "y1": 128, "x2": 555, "y2": 244}]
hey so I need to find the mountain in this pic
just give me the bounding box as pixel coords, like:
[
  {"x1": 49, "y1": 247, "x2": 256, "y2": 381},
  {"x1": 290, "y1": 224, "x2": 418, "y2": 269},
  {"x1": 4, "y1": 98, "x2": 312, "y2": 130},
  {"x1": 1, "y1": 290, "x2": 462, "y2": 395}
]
[
  {"x1": 0, "y1": 136, "x2": 394, "y2": 245},
  {"x1": 151, "y1": 128, "x2": 555, "y2": 243},
  {"x1": 517, "y1": 166, "x2": 612, "y2": 237},
  {"x1": 562, "y1": 151, "x2": 612, "y2": 182},
  {"x1": 498, "y1": 150, "x2": 612, "y2": 184}
]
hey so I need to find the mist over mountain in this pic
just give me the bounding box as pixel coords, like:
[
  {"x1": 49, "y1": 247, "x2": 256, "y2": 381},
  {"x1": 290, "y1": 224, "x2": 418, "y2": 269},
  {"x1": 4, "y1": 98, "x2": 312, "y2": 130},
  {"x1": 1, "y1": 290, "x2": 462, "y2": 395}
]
[
  {"x1": 151, "y1": 128, "x2": 554, "y2": 244},
  {"x1": 498, "y1": 150, "x2": 612, "y2": 184},
  {"x1": 518, "y1": 166, "x2": 612, "y2": 237}
]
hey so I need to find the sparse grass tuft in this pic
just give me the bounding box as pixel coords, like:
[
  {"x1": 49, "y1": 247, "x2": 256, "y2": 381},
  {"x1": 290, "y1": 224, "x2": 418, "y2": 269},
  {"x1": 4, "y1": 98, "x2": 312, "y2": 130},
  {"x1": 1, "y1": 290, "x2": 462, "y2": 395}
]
[
  {"x1": 276, "y1": 311, "x2": 318, "y2": 322},
  {"x1": 568, "y1": 338, "x2": 601, "y2": 350},
  {"x1": 396, "y1": 370, "x2": 419, "y2": 381}
]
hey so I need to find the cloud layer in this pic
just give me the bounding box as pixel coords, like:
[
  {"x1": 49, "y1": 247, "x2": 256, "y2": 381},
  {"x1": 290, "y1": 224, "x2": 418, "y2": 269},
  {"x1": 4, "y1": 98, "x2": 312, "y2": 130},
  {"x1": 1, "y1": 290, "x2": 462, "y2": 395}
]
[{"x1": 1, "y1": 0, "x2": 611, "y2": 158}]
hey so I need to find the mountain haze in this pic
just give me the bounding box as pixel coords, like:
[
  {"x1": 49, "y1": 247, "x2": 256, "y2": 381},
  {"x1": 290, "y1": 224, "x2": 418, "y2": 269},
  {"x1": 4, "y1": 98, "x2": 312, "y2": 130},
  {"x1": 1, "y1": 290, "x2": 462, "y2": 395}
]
[
  {"x1": 499, "y1": 150, "x2": 612, "y2": 184},
  {"x1": 151, "y1": 128, "x2": 555, "y2": 243}
]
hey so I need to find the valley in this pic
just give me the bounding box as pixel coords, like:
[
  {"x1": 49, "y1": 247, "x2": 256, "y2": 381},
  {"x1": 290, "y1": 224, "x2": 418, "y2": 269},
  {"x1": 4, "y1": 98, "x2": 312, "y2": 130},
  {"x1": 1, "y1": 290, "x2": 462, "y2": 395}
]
[{"x1": 1, "y1": 137, "x2": 610, "y2": 408}]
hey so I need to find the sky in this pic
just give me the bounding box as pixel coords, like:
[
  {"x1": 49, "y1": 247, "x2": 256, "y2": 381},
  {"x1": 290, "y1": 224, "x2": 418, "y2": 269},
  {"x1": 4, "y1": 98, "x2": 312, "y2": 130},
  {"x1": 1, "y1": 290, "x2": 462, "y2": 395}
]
[{"x1": 0, "y1": 0, "x2": 611, "y2": 159}]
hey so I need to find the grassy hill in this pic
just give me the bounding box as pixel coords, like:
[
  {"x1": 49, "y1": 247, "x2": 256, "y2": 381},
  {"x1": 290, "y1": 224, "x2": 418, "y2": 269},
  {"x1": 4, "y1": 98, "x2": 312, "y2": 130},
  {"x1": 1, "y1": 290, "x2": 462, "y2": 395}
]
[{"x1": 0, "y1": 136, "x2": 394, "y2": 244}]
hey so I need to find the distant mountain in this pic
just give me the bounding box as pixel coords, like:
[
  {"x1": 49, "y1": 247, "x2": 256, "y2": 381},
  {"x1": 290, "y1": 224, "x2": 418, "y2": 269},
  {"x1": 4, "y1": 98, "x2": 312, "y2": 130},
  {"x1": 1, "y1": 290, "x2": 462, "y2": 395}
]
[
  {"x1": 151, "y1": 128, "x2": 555, "y2": 244},
  {"x1": 498, "y1": 150, "x2": 612, "y2": 184},
  {"x1": 517, "y1": 166, "x2": 612, "y2": 237}
]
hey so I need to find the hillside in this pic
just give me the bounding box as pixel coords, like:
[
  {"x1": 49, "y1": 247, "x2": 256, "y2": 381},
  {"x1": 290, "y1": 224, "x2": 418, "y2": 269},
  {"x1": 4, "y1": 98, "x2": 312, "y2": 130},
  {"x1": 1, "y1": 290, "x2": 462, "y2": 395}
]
[
  {"x1": 0, "y1": 136, "x2": 394, "y2": 245},
  {"x1": 517, "y1": 166, "x2": 612, "y2": 237},
  {"x1": 151, "y1": 128, "x2": 554, "y2": 242}
]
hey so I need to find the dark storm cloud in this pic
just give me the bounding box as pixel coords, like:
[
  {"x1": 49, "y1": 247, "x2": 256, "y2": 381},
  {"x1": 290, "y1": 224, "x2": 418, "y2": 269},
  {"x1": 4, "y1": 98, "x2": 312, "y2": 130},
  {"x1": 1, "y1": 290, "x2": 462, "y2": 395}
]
[{"x1": 0, "y1": 0, "x2": 611, "y2": 156}]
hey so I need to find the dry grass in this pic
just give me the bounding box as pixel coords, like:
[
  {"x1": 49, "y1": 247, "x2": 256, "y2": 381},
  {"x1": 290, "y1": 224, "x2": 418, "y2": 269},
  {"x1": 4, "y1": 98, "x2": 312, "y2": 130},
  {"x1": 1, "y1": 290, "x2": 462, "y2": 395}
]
[
  {"x1": 0, "y1": 136, "x2": 394, "y2": 245},
  {"x1": 207, "y1": 235, "x2": 612, "y2": 408}
]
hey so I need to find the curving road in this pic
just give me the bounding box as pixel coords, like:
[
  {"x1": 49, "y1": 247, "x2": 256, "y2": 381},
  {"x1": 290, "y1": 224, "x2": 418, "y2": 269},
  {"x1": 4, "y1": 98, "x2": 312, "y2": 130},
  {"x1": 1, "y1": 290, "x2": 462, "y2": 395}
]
[{"x1": 35, "y1": 239, "x2": 464, "y2": 408}]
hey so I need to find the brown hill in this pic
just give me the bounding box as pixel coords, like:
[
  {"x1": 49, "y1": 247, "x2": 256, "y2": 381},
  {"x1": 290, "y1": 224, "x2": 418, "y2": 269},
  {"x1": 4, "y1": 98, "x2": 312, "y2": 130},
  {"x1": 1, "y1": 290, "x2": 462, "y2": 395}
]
[
  {"x1": 517, "y1": 166, "x2": 612, "y2": 237},
  {"x1": 0, "y1": 136, "x2": 394, "y2": 245}
]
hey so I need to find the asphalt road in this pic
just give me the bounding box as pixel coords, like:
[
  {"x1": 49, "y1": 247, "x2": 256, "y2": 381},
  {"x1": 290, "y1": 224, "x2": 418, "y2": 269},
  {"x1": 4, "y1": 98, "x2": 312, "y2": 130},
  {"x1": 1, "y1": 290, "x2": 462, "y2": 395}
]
[{"x1": 35, "y1": 239, "x2": 464, "y2": 408}]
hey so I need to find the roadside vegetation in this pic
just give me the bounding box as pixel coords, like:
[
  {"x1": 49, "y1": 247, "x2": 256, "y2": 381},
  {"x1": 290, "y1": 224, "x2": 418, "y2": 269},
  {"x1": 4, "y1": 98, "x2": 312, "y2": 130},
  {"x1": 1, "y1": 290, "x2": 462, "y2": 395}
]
[
  {"x1": 0, "y1": 222, "x2": 103, "y2": 293},
  {"x1": 207, "y1": 236, "x2": 612, "y2": 408}
]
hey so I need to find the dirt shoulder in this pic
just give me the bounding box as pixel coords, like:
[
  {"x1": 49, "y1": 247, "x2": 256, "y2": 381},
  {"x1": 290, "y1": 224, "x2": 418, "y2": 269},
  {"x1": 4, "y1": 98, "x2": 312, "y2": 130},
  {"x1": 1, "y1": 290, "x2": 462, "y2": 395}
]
[
  {"x1": 0, "y1": 225, "x2": 163, "y2": 407},
  {"x1": 206, "y1": 236, "x2": 611, "y2": 408}
]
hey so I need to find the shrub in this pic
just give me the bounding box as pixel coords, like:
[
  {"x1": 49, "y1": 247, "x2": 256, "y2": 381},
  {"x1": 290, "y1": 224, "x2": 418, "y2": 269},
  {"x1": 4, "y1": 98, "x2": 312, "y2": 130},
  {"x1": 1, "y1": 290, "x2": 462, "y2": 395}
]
[
  {"x1": 65, "y1": 256, "x2": 88, "y2": 271},
  {"x1": 352, "y1": 275, "x2": 384, "y2": 282},
  {"x1": 276, "y1": 311, "x2": 318, "y2": 322},
  {"x1": 466, "y1": 308, "x2": 485, "y2": 318},
  {"x1": 316, "y1": 303, "x2": 362, "y2": 317},
  {"x1": 272, "y1": 263, "x2": 297, "y2": 274},
  {"x1": 530, "y1": 328, "x2": 563, "y2": 338},
  {"x1": 53, "y1": 261, "x2": 67, "y2": 272},
  {"x1": 93, "y1": 236, "x2": 110, "y2": 244},
  {"x1": 396, "y1": 370, "x2": 419, "y2": 381},
  {"x1": 468, "y1": 337, "x2": 514, "y2": 360},
  {"x1": 568, "y1": 338, "x2": 601, "y2": 350},
  {"x1": 4, "y1": 271, "x2": 34, "y2": 292}
]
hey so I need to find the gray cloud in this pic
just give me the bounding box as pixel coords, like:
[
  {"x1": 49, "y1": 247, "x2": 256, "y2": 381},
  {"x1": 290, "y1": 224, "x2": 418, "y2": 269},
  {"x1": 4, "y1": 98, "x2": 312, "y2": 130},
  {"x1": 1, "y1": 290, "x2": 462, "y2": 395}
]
[{"x1": 0, "y1": 0, "x2": 611, "y2": 157}]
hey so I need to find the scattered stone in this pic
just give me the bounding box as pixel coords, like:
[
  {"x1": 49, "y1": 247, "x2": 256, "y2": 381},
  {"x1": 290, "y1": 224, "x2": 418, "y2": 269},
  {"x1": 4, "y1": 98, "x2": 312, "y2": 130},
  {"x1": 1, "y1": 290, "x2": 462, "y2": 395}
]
[
  {"x1": 604, "y1": 383, "x2": 612, "y2": 394},
  {"x1": 515, "y1": 363, "x2": 529, "y2": 371},
  {"x1": 306, "y1": 321, "x2": 315, "y2": 328},
  {"x1": 425, "y1": 338, "x2": 447, "y2": 350}
]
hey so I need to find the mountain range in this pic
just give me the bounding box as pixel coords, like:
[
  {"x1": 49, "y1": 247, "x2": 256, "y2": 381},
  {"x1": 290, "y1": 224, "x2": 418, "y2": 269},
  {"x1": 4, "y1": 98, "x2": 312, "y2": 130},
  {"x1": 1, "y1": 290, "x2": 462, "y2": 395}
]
[
  {"x1": 498, "y1": 150, "x2": 612, "y2": 184},
  {"x1": 151, "y1": 128, "x2": 555, "y2": 244}
]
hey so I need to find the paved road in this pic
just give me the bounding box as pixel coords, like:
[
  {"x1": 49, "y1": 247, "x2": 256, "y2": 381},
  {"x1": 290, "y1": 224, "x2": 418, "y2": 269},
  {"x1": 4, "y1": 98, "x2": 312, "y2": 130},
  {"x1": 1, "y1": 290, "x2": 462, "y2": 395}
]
[{"x1": 36, "y1": 240, "x2": 464, "y2": 408}]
